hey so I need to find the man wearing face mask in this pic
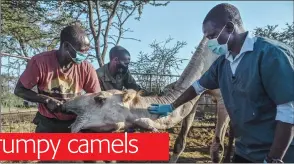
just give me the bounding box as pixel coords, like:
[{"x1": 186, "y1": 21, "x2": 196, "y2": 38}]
[
  {"x1": 14, "y1": 24, "x2": 101, "y2": 134},
  {"x1": 148, "y1": 3, "x2": 294, "y2": 163},
  {"x1": 96, "y1": 46, "x2": 143, "y2": 134},
  {"x1": 96, "y1": 45, "x2": 142, "y2": 91}
]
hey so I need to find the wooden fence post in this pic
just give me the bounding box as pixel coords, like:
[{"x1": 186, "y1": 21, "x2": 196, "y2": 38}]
[
  {"x1": 0, "y1": 53, "x2": 2, "y2": 132},
  {"x1": 0, "y1": 2, "x2": 2, "y2": 132},
  {"x1": 149, "y1": 74, "x2": 152, "y2": 92}
]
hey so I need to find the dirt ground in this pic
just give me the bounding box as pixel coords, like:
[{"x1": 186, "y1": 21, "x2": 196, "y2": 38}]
[{"x1": 1, "y1": 109, "x2": 230, "y2": 163}]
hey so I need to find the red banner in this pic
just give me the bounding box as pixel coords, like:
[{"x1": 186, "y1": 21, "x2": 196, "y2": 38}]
[{"x1": 0, "y1": 132, "x2": 169, "y2": 161}]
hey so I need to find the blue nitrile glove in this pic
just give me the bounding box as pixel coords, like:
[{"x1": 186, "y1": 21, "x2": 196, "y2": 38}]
[
  {"x1": 148, "y1": 104, "x2": 174, "y2": 117},
  {"x1": 126, "y1": 128, "x2": 136, "y2": 133}
]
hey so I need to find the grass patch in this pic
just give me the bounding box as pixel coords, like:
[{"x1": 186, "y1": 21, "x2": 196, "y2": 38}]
[{"x1": 0, "y1": 106, "x2": 231, "y2": 163}]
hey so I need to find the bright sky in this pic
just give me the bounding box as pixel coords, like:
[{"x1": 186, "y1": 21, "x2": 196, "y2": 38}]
[
  {"x1": 97, "y1": 1, "x2": 294, "y2": 75},
  {"x1": 1, "y1": 1, "x2": 293, "y2": 76}
]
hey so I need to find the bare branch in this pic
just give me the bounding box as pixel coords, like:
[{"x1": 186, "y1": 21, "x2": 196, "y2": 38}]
[
  {"x1": 108, "y1": 35, "x2": 118, "y2": 44},
  {"x1": 95, "y1": 0, "x2": 102, "y2": 42},
  {"x1": 87, "y1": 0, "x2": 103, "y2": 67},
  {"x1": 87, "y1": 0, "x2": 97, "y2": 38},
  {"x1": 112, "y1": 35, "x2": 141, "y2": 42},
  {"x1": 130, "y1": 37, "x2": 186, "y2": 78},
  {"x1": 101, "y1": 0, "x2": 120, "y2": 64},
  {"x1": 0, "y1": 52, "x2": 30, "y2": 61},
  {"x1": 94, "y1": 0, "x2": 103, "y2": 67},
  {"x1": 115, "y1": 2, "x2": 137, "y2": 45},
  {"x1": 18, "y1": 39, "x2": 29, "y2": 57},
  {"x1": 47, "y1": 37, "x2": 59, "y2": 50}
]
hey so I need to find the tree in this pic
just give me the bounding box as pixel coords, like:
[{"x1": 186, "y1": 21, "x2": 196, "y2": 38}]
[
  {"x1": 81, "y1": 0, "x2": 169, "y2": 66},
  {"x1": 1, "y1": 1, "x2": 82, "y2": 57},
  {"x1": 0, "y1": 74, "x2": 24, "y2": 108},
  {"x1": 0, "y1": 0, "x2": 170, "y2": 104},
  {"x1": 1, "y1": 0, "x2": 169, "y2": 67},
  {"x1": 252, "y1": 22, "x2": 294, "y2": 48},
  {"x1": 129, "y1": 37, "x2": 187, "y2": 93}
]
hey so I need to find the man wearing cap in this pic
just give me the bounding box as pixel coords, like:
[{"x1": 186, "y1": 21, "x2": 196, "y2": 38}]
[{"x1": 96, "y1": 45, "x2": 142, "y2": 91}]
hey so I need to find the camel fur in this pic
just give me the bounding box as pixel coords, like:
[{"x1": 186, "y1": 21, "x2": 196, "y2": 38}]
[
  {"x1": 62, "y1": 89, "x2": 200, "y2": 133},
  {"x1": 62, "y1": 36, "x2": 232, "y2": 163}
]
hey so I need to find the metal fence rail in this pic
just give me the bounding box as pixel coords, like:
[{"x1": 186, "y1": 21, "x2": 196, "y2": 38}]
[{"x1": 0, "y1": 53, "x2": 218, "y2": 133}]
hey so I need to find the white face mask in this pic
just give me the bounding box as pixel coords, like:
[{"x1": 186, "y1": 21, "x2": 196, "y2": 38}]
[{"x1": 207, "y1": 24, "x2": 235, "y2": 56}]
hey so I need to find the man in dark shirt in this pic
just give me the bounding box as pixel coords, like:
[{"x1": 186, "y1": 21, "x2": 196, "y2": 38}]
[
  {"x1": 96, "y1": 45, "x2": 142, "y2": 91},
  {"x1": 97, "y1": 45, "x2": 143, "y2": 133}
]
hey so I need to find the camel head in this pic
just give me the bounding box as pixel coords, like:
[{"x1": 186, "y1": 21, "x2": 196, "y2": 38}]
[{"x1": 62, "y1": 89, "x2": 145, "y2": 115}]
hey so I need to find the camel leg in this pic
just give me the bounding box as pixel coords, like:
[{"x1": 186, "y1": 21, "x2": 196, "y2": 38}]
[
  {"x1": 104, "y1": 161, "x2": 116, "y2": 163},
  {"x1": 169, "y1": 103, "x2": 198, "y2": 163},
  {"x1": 113, "y1": 122, "x2": 125, "y2": 132},
  {"x1": 210, "y1": 102, "x2": 230, "y2": 163},
  {"x1": 223, "y1": 121, "x2": 235, "y2": 163},
  {"x1": 132, "y1": 118, "x2": 159, "y2": 132}
]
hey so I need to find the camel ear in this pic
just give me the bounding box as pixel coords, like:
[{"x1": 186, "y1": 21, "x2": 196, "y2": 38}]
[
  {"x1": 122, "y1": 89, "x2": 137, "y2": 103},
  {"x1": 137, "y1": 90, "x2": 144, "y2": 96},
  {"x1": 94, "y1": 91, "x2": 112, "y2": 104},
  {"x1": 94, "y1": 95, "x2": 106, "y2": 104}
]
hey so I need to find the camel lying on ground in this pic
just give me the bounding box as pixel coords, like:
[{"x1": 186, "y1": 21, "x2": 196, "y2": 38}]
[
  {"x1": 62, "y1": 89, "x2": 199, "y2": 133},
  {"x1": 62, "y1": 88, "x2": 232, "y2": 162},
  {"x1": 62, "y1": 36, "x2": 232, "y2": 163}
]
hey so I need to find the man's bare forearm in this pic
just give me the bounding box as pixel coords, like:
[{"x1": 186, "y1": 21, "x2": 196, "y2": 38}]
[
  {"x1": 171, "y1": 86, "x2": 198, "y2": 109},
  {"x1": 268, "y1": 121, "x2": 294, "y2": 160},
  {"x1": 14, "y1": 81, "x2": 50, "y2": 104}
]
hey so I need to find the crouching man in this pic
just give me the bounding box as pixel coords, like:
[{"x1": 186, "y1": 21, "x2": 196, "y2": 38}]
[
  {"x1": 14, "y1": 24, "x2": 101, "y2": 133},
  {"x1": 96, "y1": 45, "x2": 145, "y2": 133},
  {"x1": 96, "y1": 45, "x2": 142, "y2": 92}
]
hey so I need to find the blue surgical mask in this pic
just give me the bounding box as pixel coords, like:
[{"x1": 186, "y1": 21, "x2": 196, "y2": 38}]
[
  {"x1": 65, "y1": 42, "x2": 88, "y2": 64},
  {"x1": 69, "y1": 51, "x2": 88, "y2": 64},
  {"x1": 207, "y1": 24, "x2": 234, "y2": 56}
]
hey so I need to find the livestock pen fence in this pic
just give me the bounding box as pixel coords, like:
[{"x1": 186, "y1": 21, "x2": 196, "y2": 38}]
[{"x1": 0, "y1": 53, "x2": 218, "y2": 133}]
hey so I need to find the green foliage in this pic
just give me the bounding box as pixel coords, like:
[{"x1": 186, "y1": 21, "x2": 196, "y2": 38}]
[
  {"x1": 129, "y1": 37, "x2": 186, "y2": 93},
  {"x1": 130, "y1": 37, "x2": 187, "y2": 75},
  {"x1": 1, "y1": 1, "x2": 93, "y2": 57},
  {"x1": 1, "y1": 92, "x2": 24, "y2": 108},
  {"x1": 1, "y1": 0, "x2": 169, "y2": 67},
  {"x1": 1, "y1": 1, "x2": 53, "y2": 56},
  {"x1": 253, "y1": 22, "x2": 294, "y2": 49},
  {"x1": 1, "y1": 0, "x2": 170, "y2": 107},
  {"x1": 0, "y1": 74, "x2": 24, "y2": 108}
]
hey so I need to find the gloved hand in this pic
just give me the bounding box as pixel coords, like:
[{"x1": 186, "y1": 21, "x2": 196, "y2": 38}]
[
  {"x1": 125, "y1": 128, "x2": 136, "y2": 133},
  {"x1": 148, "y1": 104, "x2": 174, "y2": 117}
]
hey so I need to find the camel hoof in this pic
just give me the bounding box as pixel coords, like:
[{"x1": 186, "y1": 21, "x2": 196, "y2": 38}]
[
  {"x1": 210, "y1": 141, "x2": 223, "y2": 163},
  {"x1": 104, "y1": 160, "x2": 116, "y2": 163},
  {"x1": 169, "y1": 155, "x2": 179, "y2": 163},
  {"x1": 152, "y1": 128, "x2": 159, "y2": 132},
  {"x1": 223, "y1": 157, "x2": 231, "y2": 163}
]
